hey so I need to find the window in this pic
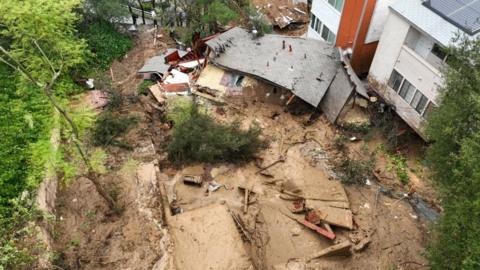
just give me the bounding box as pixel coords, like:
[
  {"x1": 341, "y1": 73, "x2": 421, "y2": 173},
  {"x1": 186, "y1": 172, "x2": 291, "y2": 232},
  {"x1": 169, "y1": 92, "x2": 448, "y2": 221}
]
[
  {"x1": 410, "y1": 90, "x2": 428, "y2": 114},
  {"x1": 321, "y1": 25, "x2": 330, "y2": 40},
  {"x1": 327, "y1": 0, "x2": 344, "y2": 12},
  {"x1": 327, "y1": 31, "x2": 336, "y2": 43},
  {"x1": 388, "y1": 70, "x2": 404, "y2": 92},
  {"x1": 422, "y1": 102, "x2": 436, "y2": 119},
  {"x1": 388, "y1": 70, "x2": 434, "y2": 117},
  {"x1": 398, "y1": 80, "x2": 416, "y2": 103},
  {"x1": 431, "y1": 43, "x2": 447, "y2": 61},
  {"x1": 310, "y1": 14, "x2": 316, "y2": 28},
  {"x1": 315, "y1": 18, "x2": 322, "y2": 33},
  {"x1": 234, "y1": 75, "x2": 245, "y2": 87}
]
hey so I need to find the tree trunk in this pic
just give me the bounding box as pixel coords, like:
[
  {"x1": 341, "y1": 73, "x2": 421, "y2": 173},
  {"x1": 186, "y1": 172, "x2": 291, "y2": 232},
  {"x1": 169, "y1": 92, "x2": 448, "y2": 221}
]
[
  {"x1": 138, "y1": 0, "x2": 146, "y2": 24},
  {"x1": 43, "y1": 90, "x2": 119, "y2": 213}
]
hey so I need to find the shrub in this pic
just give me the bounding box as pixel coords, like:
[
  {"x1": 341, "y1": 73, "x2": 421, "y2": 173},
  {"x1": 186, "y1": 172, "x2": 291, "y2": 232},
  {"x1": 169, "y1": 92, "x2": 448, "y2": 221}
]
[
  {"x1": 137, "y1": 80, "x2": 154, "y2": 96},
  {"x1": 91, "y1": 112, "x2": 137, "y2": 148},
  {"x1": 334, "y1": 156, "x2": 375, "y2": 185},
  {"x1": 166, "y1": 102, "x2": 265, "y2": 164},
  {"x1": 341, "y1": 122, "x2": 371, "y2": 134},
  {"x1": 81, "y1": 20, "x2": 133, "y2": 70}
]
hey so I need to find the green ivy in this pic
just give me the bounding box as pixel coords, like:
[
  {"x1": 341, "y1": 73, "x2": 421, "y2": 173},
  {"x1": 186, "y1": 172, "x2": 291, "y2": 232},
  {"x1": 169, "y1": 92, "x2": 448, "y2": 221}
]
[{"x1": 81, "y1": 20, "x2": 133, "y2": 70}]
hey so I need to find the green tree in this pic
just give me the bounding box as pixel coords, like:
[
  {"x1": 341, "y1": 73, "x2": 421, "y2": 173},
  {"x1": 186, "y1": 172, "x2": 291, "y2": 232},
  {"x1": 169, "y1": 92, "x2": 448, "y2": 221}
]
[
  {"x1": 83, "y1": 0, "x2": 130, "y2": 21},
  {"x1": 200, "y1": 0, "x2": 238, "y2": 32},
  {"x1": 426, "y1": 36, "x2": 480, "y2": 269},
  {"x1": 0, "y1": 0, "x2": 117, "y2": 211}
]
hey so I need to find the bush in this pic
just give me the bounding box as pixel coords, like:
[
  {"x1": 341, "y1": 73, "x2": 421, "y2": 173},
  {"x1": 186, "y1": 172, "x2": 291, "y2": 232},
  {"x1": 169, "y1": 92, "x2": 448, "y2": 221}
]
[
  {"x1": 137, "y1": 80, "x2": 154, "y2": 96},
  {"x1": 81, "y1": 20, "x2": 133, "y2": 70},
  {"x1": 334, "y1": 156, "x2": 375, "y2": 185},
  {"x1": 91, "y1": 112, "x2": 137, "y2": 148},
  {"x1": 425, "y1": 36, "x2": 480, "y2": 269},
  {"x1": 341, "y1": 122, "x2": 371, "y2": 134},
  {"x1": 166, "y1": 102, "x2": 265, "y2": 164}
]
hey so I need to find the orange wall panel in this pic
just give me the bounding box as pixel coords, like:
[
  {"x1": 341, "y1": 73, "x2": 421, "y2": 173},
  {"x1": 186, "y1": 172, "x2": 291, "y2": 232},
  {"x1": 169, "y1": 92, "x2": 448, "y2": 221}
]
[
  {"x1": 350, "y1": 0, "x2": 377, "y2": 75},
  {"x1": 336, "y1": 0, "x2": 366, "y2": 49}
]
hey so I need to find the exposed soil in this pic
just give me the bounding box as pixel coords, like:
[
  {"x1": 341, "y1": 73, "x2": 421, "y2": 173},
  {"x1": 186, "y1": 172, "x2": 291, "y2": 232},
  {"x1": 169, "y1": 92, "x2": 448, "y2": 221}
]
[{"x1": 52, "y1": 24, "x2": 437, "y2": 270}]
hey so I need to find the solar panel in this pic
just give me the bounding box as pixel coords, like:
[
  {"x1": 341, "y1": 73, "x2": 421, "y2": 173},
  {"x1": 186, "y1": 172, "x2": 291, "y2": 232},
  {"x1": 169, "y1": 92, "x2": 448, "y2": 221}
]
[{"x1": 424, "y1": 0, "x2": 480, "y2": 34}]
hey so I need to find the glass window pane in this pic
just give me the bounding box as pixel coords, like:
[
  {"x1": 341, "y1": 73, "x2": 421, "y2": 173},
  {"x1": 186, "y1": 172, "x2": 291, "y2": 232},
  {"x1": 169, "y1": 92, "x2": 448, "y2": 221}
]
[
  {"x1": 327, "y1": 31, "x2": 336, "y2": 43},
  {"x1": 410, "y1": 90, "x2": 422, "y2": 108},
  {"x1": 388, "y1": 70, "x2": 404, "y2": 92},
  {"x1": 310, "y1": 14, "x2": 316, "y2": 28},
  {"x1": 315, "y1": 19, "x2": 322, "y2": 33},
  {"x1": 328, "y1": 0, "x2": 335, "y2": 6},
  {"x1": 399, "y1": 80, "x2": 415, "y2": 103},
  {"x1": 322, "y1": 25, "x2": 330, "y2": 40},
  {"x1": 431, "y1": 43, "x2": 447, "y2": 61},
  {"x1": 416, "y1": 95, "x2": 428, "y2": 114},
  {"x1": 335, "y1": 0, "x2": 344, "y2": 11}
]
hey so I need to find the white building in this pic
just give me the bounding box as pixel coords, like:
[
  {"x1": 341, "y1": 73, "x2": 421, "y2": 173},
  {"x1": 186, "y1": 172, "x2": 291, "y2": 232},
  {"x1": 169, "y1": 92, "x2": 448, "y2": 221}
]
[
  {"x1": 368, "y1": 0, "x2": 480, "y2": 139},
  {"x1": 307, "y1": 0, "x2": 343, "y2": 43}
]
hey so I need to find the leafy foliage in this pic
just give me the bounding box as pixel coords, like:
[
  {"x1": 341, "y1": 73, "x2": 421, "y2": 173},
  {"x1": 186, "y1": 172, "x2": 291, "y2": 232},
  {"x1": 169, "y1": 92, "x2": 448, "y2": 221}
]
[
  {"x1": 137, "y1": 80, "x2": 154, "y2": 95},
  {"x1": 166, "y1": 101, "x2": 265, "y2": 164},
  {"x1": 0, "y1": 195, "x2": 44, "y2": 270},
  {"x1": 426, "y1": 36, "x2": 480, "y2": 269},
  {"x1": 80, "y1": 20, "x2": 133, "y2": 70},
  {"x1": 83, "y1": 0, "x2": 130, "y2": 21},
  {"x1": 334, "y1": 156, "x2": 374, "y2": 185},
  {"x1": 0, "y1": 0, "x2": 88, "y2": 83},
  {"x1": 0, "y1": 64, "x2": 53, "y2": 216},
  {"x1": 91, "y1": 112, "x2": 137, "y2": 147},
  {"x1": 201, "y1": 0, "x2": 239, "y2": 30}
]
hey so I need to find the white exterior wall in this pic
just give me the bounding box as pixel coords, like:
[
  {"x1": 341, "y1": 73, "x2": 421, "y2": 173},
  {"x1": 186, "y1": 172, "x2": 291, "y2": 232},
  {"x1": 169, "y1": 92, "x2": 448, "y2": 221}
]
[
  {"x1": 307, "y1": 0, "x2": 342, "y2": 40},
  {"x1": 365, "y1": 0, "x2": 398, "y2": 43},
  {"x1": 369, "y1": 12, "x2": 410, "y2": 82},
  {"x1": 369, "y1": 11, "x2": 443, "y2": 137}
]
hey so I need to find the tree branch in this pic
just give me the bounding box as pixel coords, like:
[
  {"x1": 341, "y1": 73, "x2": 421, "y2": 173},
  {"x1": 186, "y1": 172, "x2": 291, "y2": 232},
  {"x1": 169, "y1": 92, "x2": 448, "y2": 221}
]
[
  {"x1": 0, "y1": 46, "x2": 44, "y2": 88},
  {"x1": 33, "y1": 39, "x2": 57, "y2": 75}
]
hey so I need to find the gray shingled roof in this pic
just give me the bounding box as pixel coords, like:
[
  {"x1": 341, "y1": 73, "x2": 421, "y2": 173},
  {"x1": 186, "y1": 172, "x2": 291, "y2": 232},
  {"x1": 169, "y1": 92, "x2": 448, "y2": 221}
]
[
  {"x1": 390, "y1": 0, "x2": 480, "y2": 47},
  {"x1": 205, "y1": 27, "x2": 339, "y2": 107},
  {"x1": 138, "y1": 55, "x2": 170, "y2": 74}
]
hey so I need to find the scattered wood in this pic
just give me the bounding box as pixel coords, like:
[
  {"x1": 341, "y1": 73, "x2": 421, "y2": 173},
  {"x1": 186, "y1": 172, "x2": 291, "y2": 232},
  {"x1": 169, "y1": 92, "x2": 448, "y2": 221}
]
[
  {"x1": 298, "y1": 219, "x2": 336, "y2": 240},
  {"x1": 353, "y1": 237, "x2": 371, "y2": 252},
  {"x1": 149, "y1": 84, "x2": 166, "y2": 104},
  {"x1": 322, "y1": 223, "x2": 334, "y2": 234},
  {"x1": 110, "y1": 68, "x2": 115, "y2": 82},
  {"x1": 243, "y1": 188, "x2": 249, "y2": 214},
  {"x1": 305, "y1": 201, "x2": 354, "y2": 230},
  {"x1": 228, "y1": 208, "x2": 252, "y2": 243},
  {"x1": 381, "y1": 241, "x2": 403, "y2": 250},
  {"x1": 278, "y1": 207, "x2": 335, "y2": 240},
  {"x1": 305, "y1": 241, "x2": 352, "y2": 262},
  {"x1": 256, "y1": 157, "x2": 286, "y2": 174},
  {"x1": 286, "y1": 94, "x2": 296, "y2": 106}
]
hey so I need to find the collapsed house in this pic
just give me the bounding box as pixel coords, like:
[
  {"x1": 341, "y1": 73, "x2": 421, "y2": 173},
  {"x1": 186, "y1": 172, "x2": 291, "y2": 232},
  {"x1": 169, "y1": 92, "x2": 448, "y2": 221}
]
[{"x1": 199, "y1": 27, "x2": 366, "y2": 123}]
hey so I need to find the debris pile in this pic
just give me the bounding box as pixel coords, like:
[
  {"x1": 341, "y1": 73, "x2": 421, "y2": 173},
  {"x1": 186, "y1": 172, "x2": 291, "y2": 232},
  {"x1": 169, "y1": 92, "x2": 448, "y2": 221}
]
[{"x1": 252, "y1": 0, "x2": 309, "y2": 29}]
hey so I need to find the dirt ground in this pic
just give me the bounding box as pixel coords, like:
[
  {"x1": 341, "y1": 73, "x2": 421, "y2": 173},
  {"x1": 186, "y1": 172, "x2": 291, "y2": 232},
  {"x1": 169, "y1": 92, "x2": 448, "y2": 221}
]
[{"x1": 52, "y1": 25, "x2": 436, "y2": 270}]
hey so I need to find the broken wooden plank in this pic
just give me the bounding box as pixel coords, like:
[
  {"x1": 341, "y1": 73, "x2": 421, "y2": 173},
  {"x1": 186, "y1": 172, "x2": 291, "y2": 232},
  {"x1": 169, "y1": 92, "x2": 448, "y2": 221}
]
[
  {"x1": 306, "y1": 241, "x2": 352, "y2": 262},
  {"x1": 243, "y1": 188, "x2": 249, "y2": 214},
  {"x1": 149, "y1": 84, "x2": 166, "y2": 104},
  {"x1": 305, "y1": 200, "x2": 353, "y2": 229},
  {"x1": 256, "y1": 157, "x2": 285, "y2": 174},
  {"x1": 298, "y1": 219, "x2": 336, "y2": 240},
  {"x1": 322, "y1": 223, "x2": 334, "y2": 235}
]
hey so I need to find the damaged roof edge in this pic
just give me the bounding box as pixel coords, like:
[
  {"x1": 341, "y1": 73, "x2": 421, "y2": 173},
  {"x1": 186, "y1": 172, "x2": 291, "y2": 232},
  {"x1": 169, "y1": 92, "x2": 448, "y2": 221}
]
[{"x1": 205, "y1": 27, "x2": 340, "y2": 107}]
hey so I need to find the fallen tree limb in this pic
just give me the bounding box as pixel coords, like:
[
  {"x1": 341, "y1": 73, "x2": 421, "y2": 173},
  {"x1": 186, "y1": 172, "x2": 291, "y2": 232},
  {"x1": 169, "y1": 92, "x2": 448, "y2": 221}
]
[{"x1": 255, "y1": 157, "x2": 286, "y2": 174}]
